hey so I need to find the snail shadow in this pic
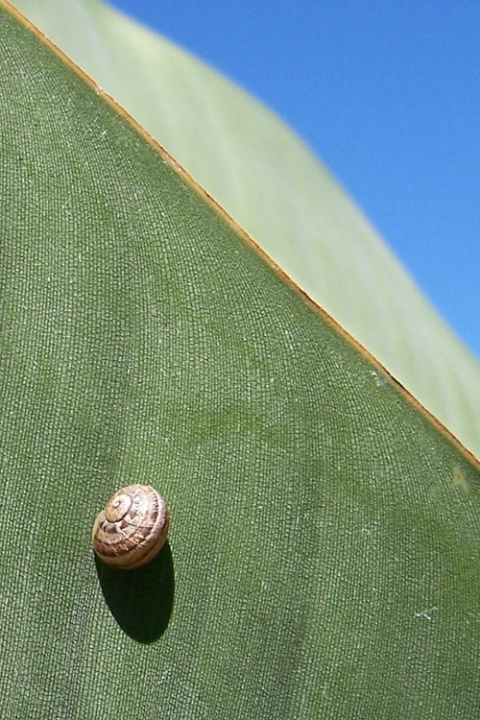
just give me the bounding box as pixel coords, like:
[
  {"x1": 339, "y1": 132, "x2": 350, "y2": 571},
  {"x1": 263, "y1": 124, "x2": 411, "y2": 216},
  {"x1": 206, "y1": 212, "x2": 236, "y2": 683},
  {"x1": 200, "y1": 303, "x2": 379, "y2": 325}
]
[{"x1": 94, "y1": 542, "x2": 174, "y2": 644}]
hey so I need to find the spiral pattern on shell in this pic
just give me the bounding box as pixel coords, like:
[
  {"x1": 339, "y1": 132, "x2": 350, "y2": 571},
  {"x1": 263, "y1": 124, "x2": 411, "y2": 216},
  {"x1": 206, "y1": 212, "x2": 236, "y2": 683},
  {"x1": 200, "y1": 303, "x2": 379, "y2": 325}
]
[{"x1": 92, "y1": 484, "x2": 169, "y2": 569}]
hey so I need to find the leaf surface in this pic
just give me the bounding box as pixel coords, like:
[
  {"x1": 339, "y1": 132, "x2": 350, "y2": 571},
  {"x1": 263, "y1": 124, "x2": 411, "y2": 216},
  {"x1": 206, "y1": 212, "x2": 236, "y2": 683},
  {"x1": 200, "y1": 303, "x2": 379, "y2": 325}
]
[
  {"x1": 10, "y1": 0, "x2": 480, "y2": 456},
  {"x1": 1, "y1": 5, "x2": 480, "y2": 718}
]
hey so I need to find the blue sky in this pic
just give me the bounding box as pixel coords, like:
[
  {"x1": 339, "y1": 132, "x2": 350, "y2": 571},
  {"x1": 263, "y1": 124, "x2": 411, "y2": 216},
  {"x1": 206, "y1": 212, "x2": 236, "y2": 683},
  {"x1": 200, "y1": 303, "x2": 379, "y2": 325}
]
[{"x1": 108, "y1": 1, "x2": 479, "y2": 359}]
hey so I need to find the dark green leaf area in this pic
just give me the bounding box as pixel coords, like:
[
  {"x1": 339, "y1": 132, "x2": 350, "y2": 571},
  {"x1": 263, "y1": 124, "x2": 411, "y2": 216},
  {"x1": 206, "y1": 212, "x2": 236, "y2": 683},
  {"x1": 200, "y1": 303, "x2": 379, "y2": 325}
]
[{"x1": 1, "y1": 8, "x2": 479, "y2": 719}]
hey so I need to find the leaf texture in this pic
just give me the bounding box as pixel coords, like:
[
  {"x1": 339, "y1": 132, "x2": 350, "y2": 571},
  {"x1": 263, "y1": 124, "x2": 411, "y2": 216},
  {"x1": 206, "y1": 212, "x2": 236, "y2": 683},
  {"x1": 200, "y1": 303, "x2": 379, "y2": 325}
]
[
  {"x1": 10, "y1": 0, "x2": 480, "y2": 456},
  {"x1": 1, "y1": 5, "x2": 480, "y2": 718}
]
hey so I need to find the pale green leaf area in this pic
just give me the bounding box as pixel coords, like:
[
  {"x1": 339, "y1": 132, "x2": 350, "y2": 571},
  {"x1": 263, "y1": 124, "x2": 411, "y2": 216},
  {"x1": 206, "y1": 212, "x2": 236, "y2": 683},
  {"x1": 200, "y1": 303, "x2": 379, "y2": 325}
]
[
  {"x1": 10, "y1": 0, "x2": 480, "y2": 457},
  {"x1": 1, "y1": 6, "x2": 480, "y2": 719}
]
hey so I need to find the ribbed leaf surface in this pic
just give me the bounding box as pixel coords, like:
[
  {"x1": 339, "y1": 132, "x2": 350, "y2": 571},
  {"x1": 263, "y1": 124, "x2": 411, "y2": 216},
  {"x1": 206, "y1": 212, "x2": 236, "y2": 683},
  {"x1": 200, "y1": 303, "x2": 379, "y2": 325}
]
[
  {"x1": 10, "y1": 0, "x2": 480, "y2": 456},
  {"x1": 1, "y1": 5, "x2": 480, "y2": 718}
]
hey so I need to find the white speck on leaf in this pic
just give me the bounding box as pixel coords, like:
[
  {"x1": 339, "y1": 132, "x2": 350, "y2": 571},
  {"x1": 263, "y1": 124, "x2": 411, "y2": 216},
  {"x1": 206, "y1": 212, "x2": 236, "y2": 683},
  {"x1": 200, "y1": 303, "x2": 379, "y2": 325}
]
[{"x1": 414, "y1": 606, "x2": 438, "y2": 622}]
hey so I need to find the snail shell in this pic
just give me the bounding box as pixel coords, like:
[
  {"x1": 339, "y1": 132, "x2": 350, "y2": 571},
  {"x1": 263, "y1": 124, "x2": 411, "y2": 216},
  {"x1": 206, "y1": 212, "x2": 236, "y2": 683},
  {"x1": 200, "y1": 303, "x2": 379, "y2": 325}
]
[{"x1": 92, "y1": 484, "x2": 169, "y2": 570}]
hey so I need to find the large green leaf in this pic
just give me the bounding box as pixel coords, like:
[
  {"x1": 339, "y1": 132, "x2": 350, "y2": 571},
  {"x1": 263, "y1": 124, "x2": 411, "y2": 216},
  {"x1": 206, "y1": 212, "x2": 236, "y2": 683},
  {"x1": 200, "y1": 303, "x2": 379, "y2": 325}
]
[
  {"x1": 11, "y1": 0, "x2": 480, "y2": 457},
  {"x1": 2, "y1": 4, "x2": 480, "y2": 718}
]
